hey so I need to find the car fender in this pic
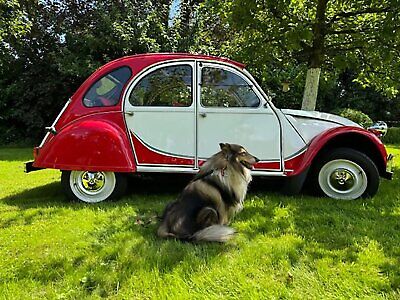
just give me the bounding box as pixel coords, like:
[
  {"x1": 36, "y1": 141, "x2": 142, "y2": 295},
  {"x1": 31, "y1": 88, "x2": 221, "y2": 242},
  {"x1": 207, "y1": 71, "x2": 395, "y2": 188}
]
[
  {"x1": 33, "y1": 113, "x2": 136, "y2": 172},
  {"x1": 289, "y1": 126, "x2": 387, "y2": 177}
]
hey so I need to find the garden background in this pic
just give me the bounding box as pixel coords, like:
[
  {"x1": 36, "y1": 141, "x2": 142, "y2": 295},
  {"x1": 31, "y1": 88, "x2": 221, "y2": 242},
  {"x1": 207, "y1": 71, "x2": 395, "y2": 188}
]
[
  {"x1": 1, "y1": 0, "x2": 400, "y2": 145},
  {"x1": 1, "y1": 1, "x2": 400, "y2": 299}
]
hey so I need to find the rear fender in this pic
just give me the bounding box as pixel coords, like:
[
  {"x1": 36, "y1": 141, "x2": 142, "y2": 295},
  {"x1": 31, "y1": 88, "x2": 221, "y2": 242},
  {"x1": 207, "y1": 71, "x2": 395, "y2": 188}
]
[{"x1": 33, "y1": 113, "x2": 136, "y2": 172}]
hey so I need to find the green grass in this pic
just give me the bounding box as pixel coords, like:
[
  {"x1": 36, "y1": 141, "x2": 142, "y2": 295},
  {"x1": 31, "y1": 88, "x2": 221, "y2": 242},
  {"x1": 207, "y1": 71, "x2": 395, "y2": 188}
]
[{"x1": 0, "y1": 146, "x2": 399, "y2": 299}]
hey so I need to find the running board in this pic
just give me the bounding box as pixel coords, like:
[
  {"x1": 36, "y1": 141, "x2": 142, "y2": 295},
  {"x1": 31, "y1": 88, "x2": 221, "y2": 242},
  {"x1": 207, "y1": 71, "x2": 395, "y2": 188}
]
[{"x1": 136, "y1": 166, "x2": 285, "y2": 176}]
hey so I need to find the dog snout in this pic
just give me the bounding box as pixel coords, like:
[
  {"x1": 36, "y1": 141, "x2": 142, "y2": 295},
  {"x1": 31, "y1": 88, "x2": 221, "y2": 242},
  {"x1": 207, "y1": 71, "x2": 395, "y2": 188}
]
[{"x1": 254, "y1": 157, "x2": 260, "y2": 163}]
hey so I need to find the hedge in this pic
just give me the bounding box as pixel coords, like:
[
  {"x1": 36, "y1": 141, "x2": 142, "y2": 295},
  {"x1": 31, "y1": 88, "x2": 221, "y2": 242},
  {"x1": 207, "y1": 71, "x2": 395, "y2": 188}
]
[{"x1": 383, "y1": 127, "x2": 400, "y2": 144}]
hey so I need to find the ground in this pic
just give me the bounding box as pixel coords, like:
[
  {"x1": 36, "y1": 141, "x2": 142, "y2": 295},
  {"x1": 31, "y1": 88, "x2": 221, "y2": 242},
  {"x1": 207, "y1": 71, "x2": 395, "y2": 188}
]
[{"x1": 0, "y1": 146, "x2": 399, "y2": 299}]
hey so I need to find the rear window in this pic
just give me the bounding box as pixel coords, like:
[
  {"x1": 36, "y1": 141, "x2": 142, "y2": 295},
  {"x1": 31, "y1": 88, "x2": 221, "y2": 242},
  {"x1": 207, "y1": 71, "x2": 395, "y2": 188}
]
[{"x1": 83, "y1": 67, "x2": 132, "y2": 107}]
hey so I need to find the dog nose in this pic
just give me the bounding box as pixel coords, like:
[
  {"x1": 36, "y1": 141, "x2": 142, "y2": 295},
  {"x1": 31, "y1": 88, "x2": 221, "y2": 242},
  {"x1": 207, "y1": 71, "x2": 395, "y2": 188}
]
[{"x1": 255, "y1": 157, "x2": 260, "y2": 163}]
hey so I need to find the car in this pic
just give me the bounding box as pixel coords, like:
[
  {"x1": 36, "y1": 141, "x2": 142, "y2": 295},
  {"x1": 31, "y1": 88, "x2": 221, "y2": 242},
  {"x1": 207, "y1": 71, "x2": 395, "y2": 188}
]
[{"x1": 25, "y1": 53, "x2": 394, "y2": 203}]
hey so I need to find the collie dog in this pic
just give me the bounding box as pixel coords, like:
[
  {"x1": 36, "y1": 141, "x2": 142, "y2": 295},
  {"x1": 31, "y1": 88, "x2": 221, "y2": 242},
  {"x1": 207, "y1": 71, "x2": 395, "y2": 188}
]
[{"x1": 157, "y1": 143, "x2": 259, "y2": 242}]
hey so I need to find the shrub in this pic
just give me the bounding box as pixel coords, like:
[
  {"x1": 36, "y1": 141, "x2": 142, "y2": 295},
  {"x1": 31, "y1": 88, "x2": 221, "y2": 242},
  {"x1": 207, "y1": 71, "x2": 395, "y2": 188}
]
[
  {"x1": 383, "y1": 127, "x2": 400, "y2": 144},
  {"x1": 333, "y1": 108, "x2": 373, "y2": 128}
]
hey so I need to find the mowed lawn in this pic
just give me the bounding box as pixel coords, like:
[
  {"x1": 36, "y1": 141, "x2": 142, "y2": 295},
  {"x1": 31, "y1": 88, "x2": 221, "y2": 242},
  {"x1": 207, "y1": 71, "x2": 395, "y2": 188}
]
[{"x1": 0, "y1": 146, "x2": 399, "y2": 299}]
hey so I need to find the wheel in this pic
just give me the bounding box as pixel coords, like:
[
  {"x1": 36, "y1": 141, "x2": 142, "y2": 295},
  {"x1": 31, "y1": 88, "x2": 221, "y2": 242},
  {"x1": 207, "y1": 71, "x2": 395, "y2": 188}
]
[
  {"x1": 312, "y1": 148, "x2": 379, "y2": 200},
  {"x1": 61, "y1": 170, "x2": 127, "y2": 203}
]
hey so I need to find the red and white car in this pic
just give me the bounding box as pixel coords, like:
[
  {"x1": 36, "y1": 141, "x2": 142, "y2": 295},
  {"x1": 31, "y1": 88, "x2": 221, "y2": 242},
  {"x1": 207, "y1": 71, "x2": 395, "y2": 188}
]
[{"x1": 25, "y1": 53, "x2": 393, "y2": 203}]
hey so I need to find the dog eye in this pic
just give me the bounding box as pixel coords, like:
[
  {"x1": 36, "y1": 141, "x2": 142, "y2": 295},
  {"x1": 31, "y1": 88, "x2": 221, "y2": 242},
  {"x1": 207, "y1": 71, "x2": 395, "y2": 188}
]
[{"x1": 239, "y1": 152, "x2": 246, "y2": 156}]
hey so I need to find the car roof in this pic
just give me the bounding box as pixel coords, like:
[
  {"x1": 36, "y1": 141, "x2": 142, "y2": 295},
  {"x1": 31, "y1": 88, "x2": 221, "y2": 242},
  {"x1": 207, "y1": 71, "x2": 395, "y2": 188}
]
[{"x1": 102, "y1": 53, "x2": 246, "y2": 70}]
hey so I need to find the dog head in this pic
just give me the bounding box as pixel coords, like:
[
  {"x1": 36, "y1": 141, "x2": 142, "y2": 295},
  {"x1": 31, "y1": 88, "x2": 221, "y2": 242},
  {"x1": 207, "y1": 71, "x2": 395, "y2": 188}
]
[{"x1": 219, "y1": 143, "x2": 259, "y2": 170}]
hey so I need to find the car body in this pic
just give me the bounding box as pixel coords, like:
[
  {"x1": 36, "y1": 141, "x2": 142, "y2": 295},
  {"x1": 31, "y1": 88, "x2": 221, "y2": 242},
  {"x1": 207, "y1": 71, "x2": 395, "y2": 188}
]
[{"x1": 25, "y1": 53, "x2": 393, "y2": 202}]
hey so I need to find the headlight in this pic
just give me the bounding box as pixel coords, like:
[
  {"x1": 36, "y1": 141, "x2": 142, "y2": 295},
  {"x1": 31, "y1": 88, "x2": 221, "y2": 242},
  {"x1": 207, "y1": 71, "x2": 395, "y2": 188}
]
[{"x1": 367, "y1": 121, "x2": 388, "y2": 139}]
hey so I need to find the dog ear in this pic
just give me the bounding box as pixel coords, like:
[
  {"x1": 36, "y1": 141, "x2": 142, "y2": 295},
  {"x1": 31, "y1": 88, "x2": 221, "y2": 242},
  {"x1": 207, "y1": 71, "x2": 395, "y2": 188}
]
[{"x1": 219, "y1": 143, "x2": 230, "y2": 151}]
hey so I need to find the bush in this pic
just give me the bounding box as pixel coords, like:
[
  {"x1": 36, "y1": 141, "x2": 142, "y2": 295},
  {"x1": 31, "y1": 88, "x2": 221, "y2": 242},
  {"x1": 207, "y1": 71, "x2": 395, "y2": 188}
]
[
  {"x1": 333, "y1": 108, "x2": 373, "y2": 128},
  {"x1": 383, "y1": 127, "x2": 400, "y2": 144}
]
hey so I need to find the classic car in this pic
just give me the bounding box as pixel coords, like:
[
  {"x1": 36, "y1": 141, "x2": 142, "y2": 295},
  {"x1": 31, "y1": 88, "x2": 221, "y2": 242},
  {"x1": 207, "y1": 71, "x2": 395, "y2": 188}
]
[{"x1": 25, "y1": 53, "x2": 393, "y2": 203}]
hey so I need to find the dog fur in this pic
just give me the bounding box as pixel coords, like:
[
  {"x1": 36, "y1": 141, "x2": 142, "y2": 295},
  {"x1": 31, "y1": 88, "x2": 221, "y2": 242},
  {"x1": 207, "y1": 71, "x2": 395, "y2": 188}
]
[{"x1": 157, "y1": 143, "x2": 259, "y2": 242}]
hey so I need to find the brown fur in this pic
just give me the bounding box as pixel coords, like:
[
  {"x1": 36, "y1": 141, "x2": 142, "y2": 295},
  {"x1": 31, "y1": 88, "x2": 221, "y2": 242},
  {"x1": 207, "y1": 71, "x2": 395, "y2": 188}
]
[{"x1": 157, "y1": 143, "x2": 259, "y2": 242}]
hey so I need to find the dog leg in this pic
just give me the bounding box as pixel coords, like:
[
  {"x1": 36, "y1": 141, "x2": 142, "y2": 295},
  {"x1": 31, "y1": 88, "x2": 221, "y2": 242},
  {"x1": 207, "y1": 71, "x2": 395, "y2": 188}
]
[
  {"x1": 196, "y1": 207, "x2": 219, "y2": 227},
  {"x1": 157, "y1": 223, "x2": 176, "y2": 239}
]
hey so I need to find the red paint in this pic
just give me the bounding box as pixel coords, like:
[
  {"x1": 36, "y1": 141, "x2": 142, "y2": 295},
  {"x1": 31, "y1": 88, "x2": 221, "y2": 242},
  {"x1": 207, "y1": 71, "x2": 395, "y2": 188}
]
[
  {"x1": 131, "y1": 133, "x2": 194, "y2": 166},
  {"x1": 284, "y1": 151, "x2": 306, "y2": 174},
  {"x1": 33, "y1": 112, "x2": 136, "y2": 172},
  {"x1": 56, "y1": 53, "x2": 245, "y2": 131},
  {"x1": 254, "y1": 161, "x2": 281, "y2": 170},
  {"x1": 199, "y1": 159, "x2": 281, "y2": 171},
  {"x1": 288, "y1": 126, "x2": 388, "y2": 176},
  {"x1": 35, "y1": 53, "x2": 242, "y2": 172}
]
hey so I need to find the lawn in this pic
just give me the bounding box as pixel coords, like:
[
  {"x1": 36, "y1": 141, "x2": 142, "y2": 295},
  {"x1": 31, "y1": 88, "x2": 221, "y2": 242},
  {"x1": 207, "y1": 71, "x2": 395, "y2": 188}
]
[{"x1": 0, "y1": 146, "x2": 399, "y2": 299}]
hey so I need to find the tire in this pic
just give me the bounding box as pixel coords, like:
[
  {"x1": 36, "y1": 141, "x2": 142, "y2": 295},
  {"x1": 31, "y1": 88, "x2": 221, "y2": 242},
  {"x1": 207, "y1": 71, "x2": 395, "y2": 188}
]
[
  {"x1": 61, "y1": 170, "x2": 127, "y2": 203},
  {"x1": 311, "y1": 148, "x2": 379, "y2": 200}
]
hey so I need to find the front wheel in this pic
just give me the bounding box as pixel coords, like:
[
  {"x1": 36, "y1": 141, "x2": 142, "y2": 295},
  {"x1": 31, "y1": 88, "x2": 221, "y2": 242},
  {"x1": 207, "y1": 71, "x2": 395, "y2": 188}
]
[
  {"x1": 312, "y1": 148, "x2": 380, "y2": 200},
  {"x1": 61, "y1": 170, "x2": 127, "y2": 203}
]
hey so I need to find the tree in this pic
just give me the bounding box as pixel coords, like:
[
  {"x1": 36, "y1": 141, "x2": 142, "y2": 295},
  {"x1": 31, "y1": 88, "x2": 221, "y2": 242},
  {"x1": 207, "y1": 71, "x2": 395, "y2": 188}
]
[
  {"x1": 201, "y1": 0, "x2": 400, "y2": 111},
  {"x1": 0, "y1": 0, "x2": 203, "y2": 144}
]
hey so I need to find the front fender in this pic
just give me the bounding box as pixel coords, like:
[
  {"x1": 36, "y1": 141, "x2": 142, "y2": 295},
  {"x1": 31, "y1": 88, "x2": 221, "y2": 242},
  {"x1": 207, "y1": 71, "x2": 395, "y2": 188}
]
[
  {"x1": 33, "y1": 113, "x2": 136, "y2": 172},
  {"x1": 290, "y1": 126, "x2": 387, "y2": 177}
]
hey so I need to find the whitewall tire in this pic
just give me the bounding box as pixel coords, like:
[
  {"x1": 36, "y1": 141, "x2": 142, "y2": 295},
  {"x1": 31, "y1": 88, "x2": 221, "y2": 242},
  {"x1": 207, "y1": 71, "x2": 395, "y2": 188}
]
[
  {"x1": 313, "y1": 148, "x2": 380, "y2": 200},
  {"x1": 61, "y1": 170, "x2": 127, "y2": 203}
]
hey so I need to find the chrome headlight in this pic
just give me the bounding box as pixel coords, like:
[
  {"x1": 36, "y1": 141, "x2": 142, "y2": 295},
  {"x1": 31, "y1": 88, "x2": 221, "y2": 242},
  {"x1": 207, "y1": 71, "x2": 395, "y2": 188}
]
[{"x1": 367, "y1": 121, "x2": 388, "y2": 138}]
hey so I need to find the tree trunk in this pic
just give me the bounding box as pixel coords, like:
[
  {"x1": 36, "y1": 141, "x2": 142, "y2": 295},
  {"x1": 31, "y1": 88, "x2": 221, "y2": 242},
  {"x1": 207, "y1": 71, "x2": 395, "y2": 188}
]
[
  {"x1": 301, "y1": 0, "x2": 328, "y2": 111},
  {"x1": 302, "y1": 68, "x2": 321, "y2": 110}
]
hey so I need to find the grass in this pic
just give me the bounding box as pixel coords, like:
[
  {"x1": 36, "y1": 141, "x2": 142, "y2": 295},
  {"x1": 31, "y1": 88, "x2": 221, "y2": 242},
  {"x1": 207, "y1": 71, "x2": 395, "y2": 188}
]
[{"x1": 0, "y1": 146, "x2": 399, "y2": 299}]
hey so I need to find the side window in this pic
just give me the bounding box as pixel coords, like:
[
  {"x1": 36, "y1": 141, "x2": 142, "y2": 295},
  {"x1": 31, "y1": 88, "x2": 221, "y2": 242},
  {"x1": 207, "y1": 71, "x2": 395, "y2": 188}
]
[
  {"x1": 129, "y1": 65, "x2": 192, "y2": 107},
  {"x1": 83, "y1": 67, "x2": 132, "y2": 107},
  {"x1": 201, "y1": 67, "x2": 260, "y2": 108}
]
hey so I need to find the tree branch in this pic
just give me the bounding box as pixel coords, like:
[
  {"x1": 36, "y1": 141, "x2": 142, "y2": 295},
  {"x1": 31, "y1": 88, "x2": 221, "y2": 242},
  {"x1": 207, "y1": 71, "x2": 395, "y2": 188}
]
[{"x1": 328, "y1": 7, "x2": 393, "y2": 24}]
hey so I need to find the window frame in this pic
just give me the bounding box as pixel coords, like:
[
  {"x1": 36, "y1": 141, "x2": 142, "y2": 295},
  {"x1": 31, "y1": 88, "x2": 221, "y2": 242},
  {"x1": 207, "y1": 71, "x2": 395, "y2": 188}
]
[
  {"x1": 82, "y1": 66, "x2": 132, "y2": 108},
  {"x1": 128, "y1": 63, "x2": 194, "y2": 109},
  {"x1": 199, "y1": 63, "x2": 262, "y2": 110}
]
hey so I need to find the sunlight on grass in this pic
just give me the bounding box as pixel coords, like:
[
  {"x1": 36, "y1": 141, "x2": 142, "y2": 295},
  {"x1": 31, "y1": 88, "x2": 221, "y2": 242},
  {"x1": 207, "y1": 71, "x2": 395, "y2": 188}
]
[{"x1": 0, "y1": 147, "x2": 399, "y2": 299}]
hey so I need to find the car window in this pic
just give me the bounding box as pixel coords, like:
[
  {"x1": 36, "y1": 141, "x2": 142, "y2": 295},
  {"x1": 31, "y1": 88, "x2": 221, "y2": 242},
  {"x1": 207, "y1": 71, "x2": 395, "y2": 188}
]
[
  {"x1": 201, "y1": 67, "x2": 260, "y2": 108},
  {"x1": 129, "y1": 65, "x2": 192, "y2": 107},
  {"x1": 83, "y1": 67, "x2": 132, "y2": 107}
]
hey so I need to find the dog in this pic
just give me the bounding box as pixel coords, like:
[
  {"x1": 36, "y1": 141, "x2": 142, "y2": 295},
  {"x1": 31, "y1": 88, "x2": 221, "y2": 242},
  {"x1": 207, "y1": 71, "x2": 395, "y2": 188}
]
[{"x1": 157, "y1": 143, "x2": 259, "y2": 242}]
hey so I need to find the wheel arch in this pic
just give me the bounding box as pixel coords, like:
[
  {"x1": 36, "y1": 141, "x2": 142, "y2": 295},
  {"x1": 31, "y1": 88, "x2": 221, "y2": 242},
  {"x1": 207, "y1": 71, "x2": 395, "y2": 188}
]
[
  {"x1": 33, "y1": 113, "x2": 136, "y2": 172},
  {"x1": 291, "y1": 127, "x2": 387, "y2": 178}
]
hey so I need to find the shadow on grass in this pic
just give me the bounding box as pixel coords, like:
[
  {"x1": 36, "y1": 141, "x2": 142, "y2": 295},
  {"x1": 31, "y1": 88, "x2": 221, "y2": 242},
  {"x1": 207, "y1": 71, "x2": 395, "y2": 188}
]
[{"x1": 1, "y1": 169, "x2": 399, "y2": 293}]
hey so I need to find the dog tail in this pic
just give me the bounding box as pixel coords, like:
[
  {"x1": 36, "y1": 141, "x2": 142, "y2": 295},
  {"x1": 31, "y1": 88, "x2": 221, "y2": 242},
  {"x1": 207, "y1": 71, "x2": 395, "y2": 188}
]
[{"x1": 191, "y1": 225, "x2": 236, "y2": 242}]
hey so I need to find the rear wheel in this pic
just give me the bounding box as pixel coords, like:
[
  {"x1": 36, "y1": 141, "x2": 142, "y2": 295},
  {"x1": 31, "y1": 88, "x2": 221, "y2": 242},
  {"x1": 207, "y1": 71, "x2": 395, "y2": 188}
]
[
  {"x1": 61, "y1": 170, "x2": 127, "y2": 203},
  {"x1": 312, "y1": 148, "x2": 379, "y2": 200}
]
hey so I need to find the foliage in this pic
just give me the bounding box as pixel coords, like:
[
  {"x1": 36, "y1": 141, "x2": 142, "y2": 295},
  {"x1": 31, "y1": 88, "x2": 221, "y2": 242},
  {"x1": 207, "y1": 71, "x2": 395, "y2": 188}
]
[
  {"x1": 1, "y1": 146, "x2": 400, "y2": 298},
  {"x1": 383, "y1": 128, "x2": 400, "y2": 144},
  {"x1": 0, "y1": 0, "x2": 399, "y2": 144},
  {"x1": 199, "y1": 0, "x2": 400, "y2": 108},
  {"x1": 332, "y1": 108, "x2": 373, "y2": 128},
  {"x1": 0, "y1": 0, "x2": 203, "y2": 144}
]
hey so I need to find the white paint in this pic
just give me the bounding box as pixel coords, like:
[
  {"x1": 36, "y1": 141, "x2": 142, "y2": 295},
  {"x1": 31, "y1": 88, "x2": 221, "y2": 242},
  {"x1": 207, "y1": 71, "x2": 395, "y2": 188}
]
[
  {"x1": 124, "y1": 61, "x2": 196, "y2": 166},
  {"x1": 283, "y1": 109, "x2": 360, "y2": 144},
  {"x1": 196, "y1": 62, "x2": 282, "y2": 169},
  {"x1": 274, "y1": 109, "x2": 307, "y2": 159}
]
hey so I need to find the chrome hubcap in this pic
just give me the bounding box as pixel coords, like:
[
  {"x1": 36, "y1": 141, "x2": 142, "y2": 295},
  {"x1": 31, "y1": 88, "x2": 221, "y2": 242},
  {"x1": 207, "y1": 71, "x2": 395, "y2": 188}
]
[
  {"x1": 318, "y1": 159, "x2": 367, "y2": 200},
  {"x1": 81, "y1": 171, "x2": 105, "y2": 192},
  {"x1": 329, "y1": 168, "x2": 355, "y2": 191},
  {"x1": 69, "y1": 170, "x2": 116, "y2": 203}
]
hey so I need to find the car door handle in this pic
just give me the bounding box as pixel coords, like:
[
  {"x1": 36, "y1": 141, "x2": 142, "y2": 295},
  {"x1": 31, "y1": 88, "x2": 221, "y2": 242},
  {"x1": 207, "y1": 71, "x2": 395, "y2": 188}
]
[
  {"x1": 199, "y1": 112, "x2": 207, "y2": 118},
  {"x1": 125, "y1": 111, "x2": 134, "y2": 116}
]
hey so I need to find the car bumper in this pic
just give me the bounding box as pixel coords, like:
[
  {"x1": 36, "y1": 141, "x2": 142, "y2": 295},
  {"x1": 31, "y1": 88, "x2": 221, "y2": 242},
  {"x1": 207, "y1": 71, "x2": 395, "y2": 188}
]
[
  {"x1": 24, "y1": 160, "x2": 43, "y2": 173},
  {"x1": 382, "y1": 154, "x2": 394, "y2": 180}
]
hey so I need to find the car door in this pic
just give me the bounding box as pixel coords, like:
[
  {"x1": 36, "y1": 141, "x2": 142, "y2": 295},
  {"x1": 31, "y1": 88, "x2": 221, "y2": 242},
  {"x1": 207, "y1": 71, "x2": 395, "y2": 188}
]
[
  {"x1": 196, "y1": 62, "x2": 282, "y2": 172},
  {"x1": 124, "y1": 61, "x2": 196, "y2": 169}
]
